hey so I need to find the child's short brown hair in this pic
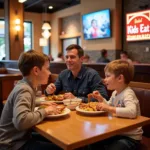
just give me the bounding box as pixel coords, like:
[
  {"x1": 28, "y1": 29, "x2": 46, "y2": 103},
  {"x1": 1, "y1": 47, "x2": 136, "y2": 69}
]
[
  {"x1": 104, "y1": 59, "x2": 134, "y2": 84},
  {"x1": 18, "y1": 50, "x2": 50, "y2": 76}
]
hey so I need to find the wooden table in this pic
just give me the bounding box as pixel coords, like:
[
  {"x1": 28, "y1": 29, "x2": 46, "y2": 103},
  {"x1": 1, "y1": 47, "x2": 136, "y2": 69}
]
[{"x1": 34, "y1": 111, "x2": 150, "y2": 150}]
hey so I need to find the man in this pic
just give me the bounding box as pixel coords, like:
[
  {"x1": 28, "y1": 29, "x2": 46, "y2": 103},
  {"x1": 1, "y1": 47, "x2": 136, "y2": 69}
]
[
  {"x1": 120, "y1": 51, "x2": 132, "y2": 64},
  {"x1": 45, "y1": 44, "x2": 108, "y2": 102},
  {"x1": 54, "y1": 52, "x2": 64, "y2": 62},
  {"x1": 96, "y1": 49, "x2": 110, "y2": 63}
]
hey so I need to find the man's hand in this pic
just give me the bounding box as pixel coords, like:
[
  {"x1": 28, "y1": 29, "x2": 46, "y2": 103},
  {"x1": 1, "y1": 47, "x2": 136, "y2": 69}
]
[
  {"x1": 64, "y1": 92, "x2": 75, "y2": 99},
  {"x1": 46, "y1": 83, "x2": 56, "y2": 94}
]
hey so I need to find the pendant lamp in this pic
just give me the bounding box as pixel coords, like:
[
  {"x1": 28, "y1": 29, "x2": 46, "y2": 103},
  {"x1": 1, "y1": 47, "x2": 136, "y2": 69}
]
[{"x1": 42, "y1": 22, "x2": 51, "y2": 30}]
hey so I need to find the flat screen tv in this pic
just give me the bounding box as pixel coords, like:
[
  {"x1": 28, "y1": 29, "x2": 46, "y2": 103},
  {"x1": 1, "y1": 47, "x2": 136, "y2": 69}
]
[
  {"x1": 82, "y1": 9, "x2": 111, "y2": 40},
  {"x1": 126, "y1": 9, "x2": 150, "y2": 41}
]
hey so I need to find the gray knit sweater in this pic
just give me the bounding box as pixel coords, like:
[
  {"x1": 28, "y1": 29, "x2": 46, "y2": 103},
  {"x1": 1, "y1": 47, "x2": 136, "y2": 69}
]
[{"x1": 0, "y1": 78, "x2": 46, "y2": 150}]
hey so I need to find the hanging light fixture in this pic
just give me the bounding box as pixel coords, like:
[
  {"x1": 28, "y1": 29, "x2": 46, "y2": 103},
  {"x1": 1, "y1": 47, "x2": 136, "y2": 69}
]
[
  {"x1": 42, "y1": 29, "x2": 51, "y2": 39},
  {"x1": 39, "y1": 38, "x2": 48, "y2": 46},
  {"x1": 42, "y1": 22, "x2": 51, "y2": 30},
  {"x1": 18, "y1": 0, "x2": 27, "y2": 3},
  {"x1": 41, "y1": 4, "x2": 51, "y2": 39}
]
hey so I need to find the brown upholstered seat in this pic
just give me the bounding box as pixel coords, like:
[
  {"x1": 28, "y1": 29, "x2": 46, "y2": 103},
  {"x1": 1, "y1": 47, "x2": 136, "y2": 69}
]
[
  {"x1": 129, "y1": 83, "x2": 150, "y2": 150},
  {"x1": 108, "y1": 82, "x2": 150, "y2": 150},
  {"x1": 0, "y1": 68, "x2": 7, "y2": 74},
  {"x1": 132, "y1": 88, "x2": 150, "y2": 137}
]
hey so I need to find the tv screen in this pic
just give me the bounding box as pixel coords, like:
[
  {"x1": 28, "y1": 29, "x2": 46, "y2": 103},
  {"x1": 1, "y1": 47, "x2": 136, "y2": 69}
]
[
  {"x1": 82, "y1": 9, "x2": 111, "y2": 40},
  {"x1": 126, "y1": 9, "x2": 150, "y2": 41}
]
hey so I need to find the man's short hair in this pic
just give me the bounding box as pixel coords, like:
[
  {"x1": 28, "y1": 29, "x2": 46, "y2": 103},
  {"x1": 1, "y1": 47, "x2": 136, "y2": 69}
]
[
  {"x1": 120, "y1": 51, "x2": 128, "y2": 56},
  {"x1": 104, "y1": 59, "x2": 134, "y2": 84},
  {"x1": 58, "y1": 52, "x2": 63, "y2": 58},
  {"x1": 101, "y1": 49, "x2": 107, "y2": 57},
  {"x1": 18, "y1": 50, "x2": 49, "y2": 76},
  {"x1": 84, "y1": 54, "x2": 90, "y2": 59},
  {"x1": 66, "y1": 44, "x2": 84, "y2": 58}
]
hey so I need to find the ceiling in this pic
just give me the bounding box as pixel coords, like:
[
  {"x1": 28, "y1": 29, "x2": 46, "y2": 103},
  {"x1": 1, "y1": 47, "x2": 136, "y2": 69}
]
[{"x1": 0, "y1": 0, "x2": 80, "y2": 13}]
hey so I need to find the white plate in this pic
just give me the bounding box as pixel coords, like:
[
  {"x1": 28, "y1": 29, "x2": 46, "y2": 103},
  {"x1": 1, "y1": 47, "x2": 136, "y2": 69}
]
[
  {"x1": 36, "y1": 97, "x2": 46, "y2": 102},
  {"x1": 46, "y1": 108, "x2": 70, "y2": 118},
  {"x1": 76, "y1": 106, "x2": 105, "y2": 115},
  {"x1": 36, "y1": 97, "x2": 63, "y2": 104}
]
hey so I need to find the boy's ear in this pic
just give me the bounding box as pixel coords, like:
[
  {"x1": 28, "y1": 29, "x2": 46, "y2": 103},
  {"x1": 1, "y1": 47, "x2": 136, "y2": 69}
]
[
  {"x1": 32, "y1": 66, "x2": 39, "y2": 75},
  {"x1": 118, "y1": 74, "x2": 124, "y2": 82}
]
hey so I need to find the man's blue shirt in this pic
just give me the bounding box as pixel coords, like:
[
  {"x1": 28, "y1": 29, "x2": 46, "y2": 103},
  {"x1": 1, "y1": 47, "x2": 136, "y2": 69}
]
[{"x1": 54, "y1": 66, "x2": 108, "y2": 102}]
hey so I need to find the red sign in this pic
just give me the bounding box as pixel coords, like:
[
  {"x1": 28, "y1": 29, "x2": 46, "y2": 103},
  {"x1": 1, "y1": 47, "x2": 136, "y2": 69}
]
[{"x1": 126, "y1": 10, "x2": 150, "y2": 41}]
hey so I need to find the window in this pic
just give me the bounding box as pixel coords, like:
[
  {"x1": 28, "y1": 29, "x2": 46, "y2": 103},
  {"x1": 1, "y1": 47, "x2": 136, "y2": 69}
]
[
  {"x1": 24, "y1": 22, "x2": 32, "y2": 52},
  {"x1": 43, "y1": 39, "x2": 50, "y2": 55},
  {"x1": 0, "y1": 20, "x2": 5, "y2": 60},
  {"x1": 0, "y1": 20, "x2": 33, "y2": 60}
]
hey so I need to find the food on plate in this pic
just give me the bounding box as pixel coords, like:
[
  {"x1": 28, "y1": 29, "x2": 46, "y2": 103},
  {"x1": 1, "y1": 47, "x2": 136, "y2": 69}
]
[
  {"x1": 56, "y1": 104, "x2": 66, "y2": 111},
  {"x1": 45, "y1": 94, "x2": 64, "y2": 101},
  {"x1": 38, "y1": 104, "x2": 66, "y2": 114},
  {"x1": 79, "y1": 102, "x2": 99, "y2": 111},
  {"x1": 53, "y1": 94, "x2": 64, "y2": 101},
  {"x1": 39, "y1": 105, "x2": 47, "y2": 109}
]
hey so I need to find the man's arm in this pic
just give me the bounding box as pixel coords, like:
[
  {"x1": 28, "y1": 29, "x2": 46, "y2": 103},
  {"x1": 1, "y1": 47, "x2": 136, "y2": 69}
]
[{"x1": 44, "y1": 72, "x2": 63, "y2": 96}]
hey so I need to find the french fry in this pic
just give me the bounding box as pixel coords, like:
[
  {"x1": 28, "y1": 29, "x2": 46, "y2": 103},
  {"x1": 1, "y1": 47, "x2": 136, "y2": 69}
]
[
  {"x1": 79, "y1": 102, "x2": 99, "y2": 111},
  {"x1": 87, "y1": 93, "x2": 92, "y2": 103}
]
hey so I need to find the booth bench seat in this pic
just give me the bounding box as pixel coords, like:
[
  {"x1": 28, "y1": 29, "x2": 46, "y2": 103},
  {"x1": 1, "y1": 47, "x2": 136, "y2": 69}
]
[
  {"x1": 0, "y1": 68, "x2": 22, "y2": 115},
  {"x1": 128, "y1": 82, "x2": 150, "y2": 150}
]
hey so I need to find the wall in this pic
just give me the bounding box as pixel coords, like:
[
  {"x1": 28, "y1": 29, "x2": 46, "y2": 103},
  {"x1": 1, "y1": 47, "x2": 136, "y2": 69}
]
[
  {"x1": 123, "y1": 0, "x2": 150, "y2": 63},
  {"x1": 0, "y1": 9, "x2": 51, "y2": 54},
  {"x1": 50, "y1": 5, "x2": 81, "y2": 58},
  {"x1": 50, "y1": 0, "x2": 122, "y2": 61},
  {"x1": 24, "y1": 12, "x2": 51, "y2": 52},
  {"x1": 1, "y1": 0, "x2": 122, "y2": 61},
  {"x1": 62, "y1": 13, "x2": 81, "y2": 35},
  {"x1": 0, "y1": 9, "x2": 4, "y2": 17},
  {"x1": 81, "y1": 0, "x2": 122, "y2": 61},
  {"x1": 81, "y1": 0, "x2": 122, "y2": 51},
  {"x1": 5, "y1": 0, "x2": 24, "y2": 60},
  {"x1": 1, "y1": 0, "x2": 150, "y2": 63}
]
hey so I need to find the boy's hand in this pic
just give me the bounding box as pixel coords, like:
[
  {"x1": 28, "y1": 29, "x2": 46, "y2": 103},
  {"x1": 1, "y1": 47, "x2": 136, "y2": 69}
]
[
  {"x1": 45, "y1": 105, "x2": 61, "y2": 115},
  {"x1": 92, "y1": 91, "x2": 104, "y2": 102},
  {"x1": 96, "y1": 102, "x2": 116, "y2": 114},
  {"x1": 46, "y1": 83, "x2": 56, "y2": 94},
  {"x1": 96, "y1": 102, "x2": 110, "y2": 111}
]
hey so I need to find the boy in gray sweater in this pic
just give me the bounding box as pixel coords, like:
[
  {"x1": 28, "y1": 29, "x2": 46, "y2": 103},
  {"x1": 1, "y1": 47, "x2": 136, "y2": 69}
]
[{"x1": 0, "y1": 50, "x2": 62, "y2": 150}]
